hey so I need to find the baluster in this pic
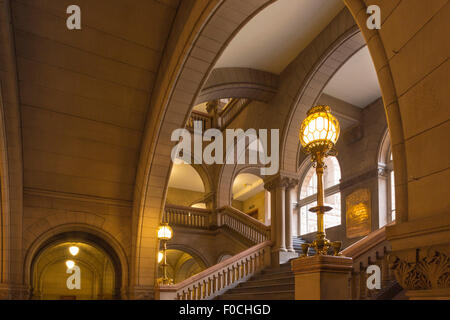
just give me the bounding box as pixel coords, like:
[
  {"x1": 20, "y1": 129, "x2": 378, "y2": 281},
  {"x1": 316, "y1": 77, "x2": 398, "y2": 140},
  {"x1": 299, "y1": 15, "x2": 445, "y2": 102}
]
[
  {"x1": 187, "y1": 288, "x2": 192, "y2": 300},
  {"x1": 211, "y1": 275, "x2": 216, "y2": 295},
  {"x1": 217, "y1": 273, "x2": 221, "y2": 292},
  {"x1": 352, "y1": 272, "x2": 360, "y2": 300},
  {"x1": 243, "y1": 259, "x2": 247, "y2": 276},
  {"x1": 258, "y1": 251, "x2": 264, "y2": 270},
  {"x1": 359, "y1": 267, "x2": 367, "y2": 299},
  {"x1": 196, "y1": 284, "x2": 201, "y2": 300},
  {"x1": 222, "y1": 270, "x2": 227, "y2": 288},
  {"x1": 207, "y1": 278, "x2": 212, "y2": 297},
  {"x1": 231, "y1": 266, "x2": 235, "y2": 284}
]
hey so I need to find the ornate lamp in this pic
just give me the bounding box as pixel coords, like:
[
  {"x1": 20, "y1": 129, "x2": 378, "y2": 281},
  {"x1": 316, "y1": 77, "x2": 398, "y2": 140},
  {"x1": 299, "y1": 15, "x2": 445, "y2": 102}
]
[
  {"x1": 157, "y1": 222, "x2": 173, "y2": 285},
  {"x1": 299, "y1": 105, "x2": 341, "y2": 256}
]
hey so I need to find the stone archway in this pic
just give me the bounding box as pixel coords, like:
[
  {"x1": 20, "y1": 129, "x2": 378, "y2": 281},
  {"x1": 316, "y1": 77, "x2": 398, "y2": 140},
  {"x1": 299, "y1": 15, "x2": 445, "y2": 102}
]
[
  {"x1": 217, "y1": 164, "x2": 264, "y2": 208},
  {"x1": 132, "y1": 0, "x2": 413, "y2": 298},
  {"x1": 279, "y1": 3, "x2": 408, "y2": 224},
  {"x1": 24, "y1": 225, "x2": 129, "y2": 299},
  {"x1": 130, "y1": 0, "x2": 276, "y2": 298}
]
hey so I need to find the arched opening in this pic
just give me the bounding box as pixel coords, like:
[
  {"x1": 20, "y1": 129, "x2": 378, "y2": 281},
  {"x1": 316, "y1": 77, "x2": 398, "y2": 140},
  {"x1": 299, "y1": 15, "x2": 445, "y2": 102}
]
[
  {"x1": 30, "y1": 232, "x2": 122, "y2": 300},
  {"x1": 160, "y1": 249, "x2": 206, "y2": 284},
  {"x1": 131, "y1": 0, "x2": 412, "y2": 290},
  {"x1": 231, "y1": 172, "x2": 267, "y2": 223},
  {"x1": 166, "y1": 161, "x2": 206, "y2": 207}
]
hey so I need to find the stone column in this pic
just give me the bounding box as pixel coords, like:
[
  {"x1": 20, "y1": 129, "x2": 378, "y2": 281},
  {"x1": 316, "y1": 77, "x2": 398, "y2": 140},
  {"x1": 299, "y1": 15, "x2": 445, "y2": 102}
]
[
  {"x1": 264, "y1": 190, "x2": 271, "y2": 225},
  {"x1": 265, "y1": 176, "x2": 298, "y2": 265},
  {"x1": 264, "y1": 180, "x2": 278, "y2": 264},
  {"x1": 275, "y1": 180, "x2": 286, "y2": 253},
  {"x1": 205, "y1": 100, "x2": 219, "y2": 128},
  {"x1": 285, "y1": 178, "x2": 298, "y2": 253},
  {"x1": 291, "y1": 255, "x2": 353, "y2": 300}
]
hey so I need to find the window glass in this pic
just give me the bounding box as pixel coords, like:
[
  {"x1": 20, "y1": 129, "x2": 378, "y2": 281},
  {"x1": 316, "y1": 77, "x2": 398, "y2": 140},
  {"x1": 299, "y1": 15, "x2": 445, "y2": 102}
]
[{"x1": 299, "y1": 157, "x2": 342, "y2": 235}]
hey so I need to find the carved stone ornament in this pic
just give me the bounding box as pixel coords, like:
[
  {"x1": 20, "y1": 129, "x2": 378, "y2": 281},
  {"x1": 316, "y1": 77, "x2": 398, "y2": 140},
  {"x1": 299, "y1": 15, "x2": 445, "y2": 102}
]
[{"x1": 389, "y1": 246, "x2": 449, "y2": 290}]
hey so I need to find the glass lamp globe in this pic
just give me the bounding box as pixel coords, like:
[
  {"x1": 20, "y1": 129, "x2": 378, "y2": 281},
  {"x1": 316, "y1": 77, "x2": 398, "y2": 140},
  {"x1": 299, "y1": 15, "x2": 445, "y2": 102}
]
[
  {"x1": 157, "y1": 223, "x2": 173, "y2": 241},
  {"x1": 299, "y1": 105, "x2": 340, "y2": 153},
  {"x1": 69, "y1": 246, "x2": 79, "y2": 256},
  {"x1": 66, "y1": 260, "x2": 75, "y2": 269}
]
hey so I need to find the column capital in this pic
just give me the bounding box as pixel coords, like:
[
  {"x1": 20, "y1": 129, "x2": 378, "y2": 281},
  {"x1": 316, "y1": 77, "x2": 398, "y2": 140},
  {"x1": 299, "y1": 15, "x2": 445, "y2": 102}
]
[
  {"x1": 264, "y1": 174, "x2": 298, "y2": 191},
  {"x1": 205, "y1": 100, "x2": 219, "y2": 114}
]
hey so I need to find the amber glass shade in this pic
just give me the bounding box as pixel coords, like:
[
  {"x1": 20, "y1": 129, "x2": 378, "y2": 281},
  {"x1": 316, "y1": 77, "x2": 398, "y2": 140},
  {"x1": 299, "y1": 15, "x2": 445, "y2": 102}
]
[
  {"x1": 299, "y1": 105, "x2": 340, "y2": 152},
  {"x1": 157, "y1": 223, "x2": 173, "y2": 241}
]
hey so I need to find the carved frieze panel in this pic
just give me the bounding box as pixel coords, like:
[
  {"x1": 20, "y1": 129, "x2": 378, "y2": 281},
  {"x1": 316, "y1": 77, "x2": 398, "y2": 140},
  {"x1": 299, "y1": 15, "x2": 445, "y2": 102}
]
[{"x1": 390, "y1": 247, "x2": 450, "y2": 290}]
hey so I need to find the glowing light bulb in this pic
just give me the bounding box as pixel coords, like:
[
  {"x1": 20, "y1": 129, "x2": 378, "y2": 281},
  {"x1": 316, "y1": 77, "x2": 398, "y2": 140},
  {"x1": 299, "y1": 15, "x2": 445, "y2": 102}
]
[
  {"x1": 66, "y1": 260, "x2": 75, "y2": 269},
  {"x1": 69, "y1": 246, "x2": 79, "y2": 256},
  {"x1": 158, "y1": 251, "x2": 164, "y2": 263}
]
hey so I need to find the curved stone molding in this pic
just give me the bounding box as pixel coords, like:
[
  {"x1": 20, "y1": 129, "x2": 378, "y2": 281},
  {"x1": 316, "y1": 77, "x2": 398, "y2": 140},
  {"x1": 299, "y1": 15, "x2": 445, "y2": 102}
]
[
  {"x1": 390, "y1": 246, "x2": 450, "y2": 291},
  {"x1": 196, "y1": 67, "x2": 279, "y2": 104},
  {"x1": 131, "y1": 0, "x2": 276, "y2": 293},
  {"x1": 0, "y1": 0, "x2": 25, "y2": 287}
]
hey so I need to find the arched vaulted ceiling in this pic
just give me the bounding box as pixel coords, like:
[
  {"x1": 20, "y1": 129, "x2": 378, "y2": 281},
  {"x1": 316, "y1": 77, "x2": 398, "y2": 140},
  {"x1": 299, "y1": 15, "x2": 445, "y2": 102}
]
[
  {"x1": 13, "y1": 0, "x2": 181, "y2": 201},
  {"x1": 215, "y1": 0, "x2": 345, "y2": 74}
]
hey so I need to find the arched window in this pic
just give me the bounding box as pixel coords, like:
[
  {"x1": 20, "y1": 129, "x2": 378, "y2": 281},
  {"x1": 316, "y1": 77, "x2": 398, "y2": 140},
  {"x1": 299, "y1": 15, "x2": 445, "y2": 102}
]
[
  {"x1": 378, "y1": 130, "x2": 395, "y2": 227},
  {"x1": 298, "y1": 157, "x2": 341, "y2": 235},
  {"x1": 387, "y1": 151, "x2": 395, "y2": 222}
]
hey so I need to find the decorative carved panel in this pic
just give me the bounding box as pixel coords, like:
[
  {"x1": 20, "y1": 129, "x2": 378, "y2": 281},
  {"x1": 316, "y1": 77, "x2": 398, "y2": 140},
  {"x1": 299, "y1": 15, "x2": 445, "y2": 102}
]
[
  {"x1": 390, "y1": 247, "x2": 450, "y2": 291},
  {"x1": 346, "y1": 188, "x2": 371, "y2": 238}
]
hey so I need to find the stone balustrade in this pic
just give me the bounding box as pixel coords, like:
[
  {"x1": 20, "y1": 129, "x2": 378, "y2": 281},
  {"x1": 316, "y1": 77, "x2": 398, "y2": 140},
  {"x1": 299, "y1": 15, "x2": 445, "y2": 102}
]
[
  {"x1": 217, "y1": 206, "x2": 271, "y2": 244},
  {"x1": 164, "y1": 204, "x2": 270, "y2": 245},
  {"x1": 164, "y1": 204, "x2": 212, "y2": 229},
  {"x1": 155, "y1": 240, "x2": 272, "y2": 300},
  {"x1": 341, "y1": 226, "x2": 397, "y2": 299}
]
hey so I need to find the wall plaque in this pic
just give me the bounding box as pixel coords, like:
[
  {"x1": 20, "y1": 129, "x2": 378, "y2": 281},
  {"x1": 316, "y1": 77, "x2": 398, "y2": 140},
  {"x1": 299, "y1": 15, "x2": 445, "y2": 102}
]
[{"x1": 346, "y1": 188, "x2": 371, "y2": 238}]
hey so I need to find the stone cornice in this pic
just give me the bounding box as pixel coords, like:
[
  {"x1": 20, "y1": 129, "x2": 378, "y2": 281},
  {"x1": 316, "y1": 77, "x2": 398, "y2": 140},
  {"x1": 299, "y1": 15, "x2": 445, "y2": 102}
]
[{"x1": 24, "y1": 187, "x2": 132, "y2": 207}]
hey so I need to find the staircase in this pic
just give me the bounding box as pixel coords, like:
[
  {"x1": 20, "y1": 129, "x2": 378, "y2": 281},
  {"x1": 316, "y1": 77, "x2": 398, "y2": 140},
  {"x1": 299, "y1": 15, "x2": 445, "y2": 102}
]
[
  {"x1": 216, "y1": 262, "x2": 294, "y2": 300},
  {"x1": 292, "y1": 236, "x2": 317, "y2": 255},
  {"x1": 158, "y1": 205, "x2": 402, "y2": 300}
]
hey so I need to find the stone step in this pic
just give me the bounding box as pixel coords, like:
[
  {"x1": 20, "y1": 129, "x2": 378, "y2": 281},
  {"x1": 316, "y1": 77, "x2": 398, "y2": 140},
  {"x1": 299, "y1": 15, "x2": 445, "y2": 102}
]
[
  {"x1": 255, "y1": 270, "x2": 293, "y2": 281},
  {"x1": 217, "y1": 290, "x2": 294, "y2": 300},
  {"x1": 237, "y1": 275, "x2": 294, "y2": 288},
  {"x1": 228, "y1": 283, "x2": 295, "y2": 294},
  {"x1": 261, "y1": 264, "x2": 291, "y2": 274}
]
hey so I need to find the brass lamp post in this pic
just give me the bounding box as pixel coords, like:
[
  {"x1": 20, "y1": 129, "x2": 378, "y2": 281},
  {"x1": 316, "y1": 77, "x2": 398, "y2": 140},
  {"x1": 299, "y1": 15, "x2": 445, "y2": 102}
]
[
  {"x1": 299, "y1": 105, "x2": 341, "y2": 256},
  {"x1": 157, "y1": 222, "x2": 173, "y2": 285}
]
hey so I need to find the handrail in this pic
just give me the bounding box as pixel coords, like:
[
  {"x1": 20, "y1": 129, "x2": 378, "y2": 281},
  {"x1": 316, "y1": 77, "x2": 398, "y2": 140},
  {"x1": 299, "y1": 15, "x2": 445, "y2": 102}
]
[
  {"x1": 341, "y1": 226, "x2": 388, "y2": 259},
  {"x1": 155, "y1": 240, "x2": 273, "y2": 300},
  {"x1": 217, "y1": 206, "x2": 271, "y2": 244}
]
